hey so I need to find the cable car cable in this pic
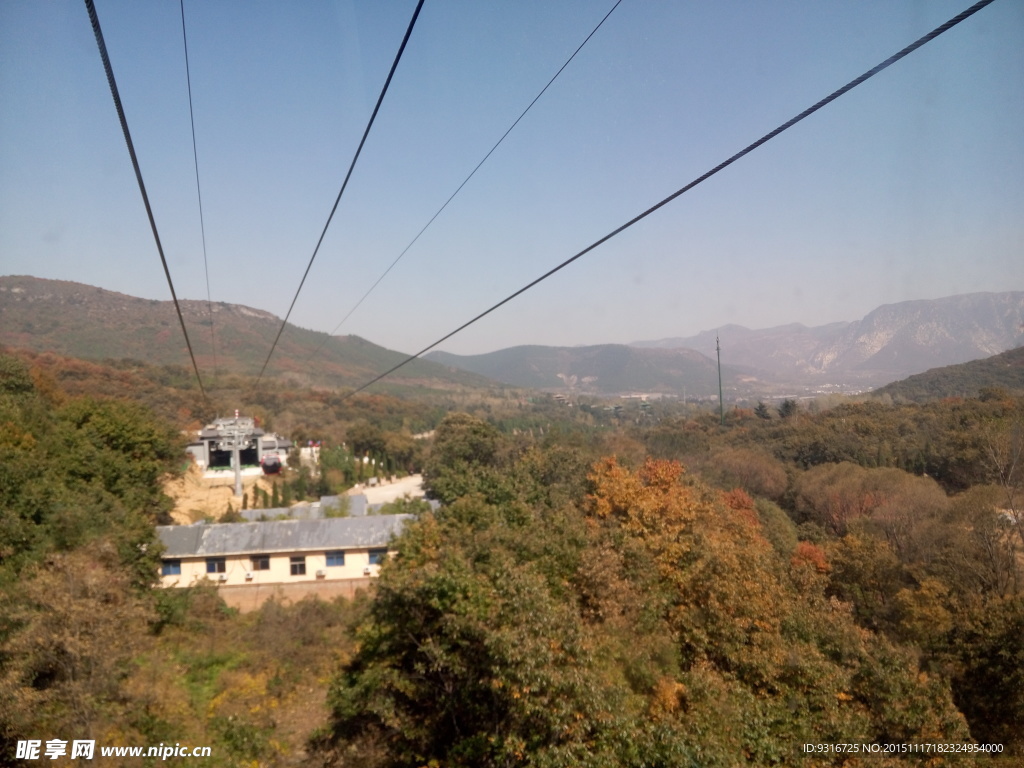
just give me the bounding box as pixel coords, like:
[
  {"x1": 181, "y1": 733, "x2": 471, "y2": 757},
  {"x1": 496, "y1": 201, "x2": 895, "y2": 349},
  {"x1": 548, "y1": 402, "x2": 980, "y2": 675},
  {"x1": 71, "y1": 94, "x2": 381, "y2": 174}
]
[
  {"x1": 180, "y1": 0, "x2": 219, "y2": 384},
  {"x1": 84, "y1": 0, "x2": 207, "y2": 399},
  {"x1": 255, "y1": 0, "x2": 427, "y2": 386},
  {"x1": 310, "y1": 0, "x2": 624, "y2": 360},
  {"x1": 341, "y1": 0, "x2": 996, "y2": 400}
]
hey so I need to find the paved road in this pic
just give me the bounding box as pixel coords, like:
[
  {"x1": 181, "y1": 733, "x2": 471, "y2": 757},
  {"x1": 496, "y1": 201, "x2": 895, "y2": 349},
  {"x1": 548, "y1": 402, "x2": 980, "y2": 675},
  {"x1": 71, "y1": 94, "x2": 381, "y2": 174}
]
[{"x1": 359, "y1": 474, "x2": 426, "y2": 505}]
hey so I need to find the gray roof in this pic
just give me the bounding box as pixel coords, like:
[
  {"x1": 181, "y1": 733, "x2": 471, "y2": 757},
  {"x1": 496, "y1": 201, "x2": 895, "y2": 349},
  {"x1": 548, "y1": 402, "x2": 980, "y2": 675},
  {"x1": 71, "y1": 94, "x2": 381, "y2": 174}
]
[
  {"x1": 348, "y1": 494, "x2": 368, "y2": 517},
  {"x1": 259, "y1": 435, "x2": 291, "y2": 449},
  {"x1": 237, "y1": 496, "x2": 351, "y2": 522},
  {"x1": 238, "y1": 507, "x2": 294, "y2": 522},
  {"x1": 157, "y1": 514, "x2": 413, "y2": 558},
  {"x1": 346, "y1": 494, "x2": 439, "y2": 517}
]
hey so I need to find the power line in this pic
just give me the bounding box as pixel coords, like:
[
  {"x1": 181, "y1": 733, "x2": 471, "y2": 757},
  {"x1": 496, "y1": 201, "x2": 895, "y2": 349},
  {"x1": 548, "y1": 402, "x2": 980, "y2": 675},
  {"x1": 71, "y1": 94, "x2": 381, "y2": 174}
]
[
  {"x1": 255, "y1": 0, "x2": 426, "y2": 386},
  {"x1": 180, "y1": 0, "x2": 218, "y2": 383},
  {"x1": 342, "y1": 0, "x2": 996, "y2": 400},
  {"x1": 84, "y1": 0, "x2": 207, "y2": 399},
  {"x1": 310, "y1": 0, "x2": 624, "y2": 359}
]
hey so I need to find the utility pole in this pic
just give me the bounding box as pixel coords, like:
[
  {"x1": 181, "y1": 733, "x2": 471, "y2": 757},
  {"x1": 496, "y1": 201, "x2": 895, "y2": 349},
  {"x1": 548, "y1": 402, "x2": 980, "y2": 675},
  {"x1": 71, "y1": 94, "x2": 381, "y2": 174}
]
[
  {"x1": 716, "y1": 334, "x2": 724, "y2": 426},
  {"x1": 230, "y1": 412, "x2": 244, "y2": 497},
  {"x1": 231, "y1": 425, "x2": 243, "y2": 498},
  {"x1": 219, "y1": 410, "x2": 244, "y2": 498}
]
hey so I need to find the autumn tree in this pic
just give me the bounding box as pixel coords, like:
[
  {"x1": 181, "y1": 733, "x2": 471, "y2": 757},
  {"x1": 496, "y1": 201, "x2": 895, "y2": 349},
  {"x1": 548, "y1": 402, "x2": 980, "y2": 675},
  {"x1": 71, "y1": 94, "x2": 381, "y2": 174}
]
[
  {"x1": 793, "y1": 462, "x2": 947, "y2": 542},
  {"x1": 585, "y1": 458, "x2": 972, "y2": 763},
  {"x1": 981, "y1": 416, "x2": 1024, "y2": 549},
  {"x1": 0, "y1": 545, "x2": 155, "y2": 746},
  {"x1": 318, "y1": 452, "x2": 973, "y2": 767},
  {"x1": 933, "y1": 485, "x2": 1020, "y2": 598},
  {"x1": 698, "y1": 446, "x2": 788, "y2": 501}
]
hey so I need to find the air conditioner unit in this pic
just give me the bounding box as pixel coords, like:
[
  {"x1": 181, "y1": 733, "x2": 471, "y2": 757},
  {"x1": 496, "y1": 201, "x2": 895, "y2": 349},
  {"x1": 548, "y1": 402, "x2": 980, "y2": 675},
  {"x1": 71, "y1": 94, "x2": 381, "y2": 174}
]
[
  {"x1": 244, "y1": 572, "x2": 254, "y2": 581},
  {"x1": 217, "y1": 573, "x2": 228, "y2": 582},
  {"x1": 315, "y1": 569, "x2": 327, "y2": 578},
  {"x1": 363, "y1": 566, "x2": 373, "y2": 576}
]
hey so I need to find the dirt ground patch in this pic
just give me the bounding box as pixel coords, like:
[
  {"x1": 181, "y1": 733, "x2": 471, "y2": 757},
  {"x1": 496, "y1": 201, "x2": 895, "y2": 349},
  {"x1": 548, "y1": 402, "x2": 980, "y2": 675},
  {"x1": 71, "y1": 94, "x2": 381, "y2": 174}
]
[{"x1": 164, "y1": 464, "x2": 281, "y2": 524}]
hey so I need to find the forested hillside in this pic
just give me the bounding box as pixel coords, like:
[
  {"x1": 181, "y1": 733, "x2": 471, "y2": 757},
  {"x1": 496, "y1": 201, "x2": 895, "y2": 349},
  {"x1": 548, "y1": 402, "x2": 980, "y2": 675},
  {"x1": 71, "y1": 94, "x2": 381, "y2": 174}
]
[
  {"x1": 2, "y1": 350, "x2": 1021, "y2": 766},
  {"x1": 0, "y1": 276, "x2": 497, "y2": 394},
  {"x1": 0, "y1": 353, "x2": 375, "y2": 766},
  {"x1": 874, "y1": 346, "x2": 1024, "y2": 402},
  {"x1": 314, "y1": 404, "x2": 1023, "y2": 766}
]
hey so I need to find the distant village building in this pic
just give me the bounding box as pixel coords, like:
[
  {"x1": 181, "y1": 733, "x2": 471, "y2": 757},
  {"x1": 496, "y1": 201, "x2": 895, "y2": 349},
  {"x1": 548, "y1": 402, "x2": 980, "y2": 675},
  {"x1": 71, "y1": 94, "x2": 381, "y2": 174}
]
[
  {"x1": 185, "y1": 415, "x2": 291, "y2": 472},
  {"x1": 156, "y1": 514, "x2": 411, "y2": 611}
]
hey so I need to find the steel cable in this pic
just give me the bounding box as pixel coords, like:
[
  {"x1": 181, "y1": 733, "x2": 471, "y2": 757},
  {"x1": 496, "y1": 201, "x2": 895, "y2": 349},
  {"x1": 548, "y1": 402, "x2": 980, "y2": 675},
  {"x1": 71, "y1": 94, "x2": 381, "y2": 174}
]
[{"x1": 343, "y1": 0, "x2": 997, "y2": 399}]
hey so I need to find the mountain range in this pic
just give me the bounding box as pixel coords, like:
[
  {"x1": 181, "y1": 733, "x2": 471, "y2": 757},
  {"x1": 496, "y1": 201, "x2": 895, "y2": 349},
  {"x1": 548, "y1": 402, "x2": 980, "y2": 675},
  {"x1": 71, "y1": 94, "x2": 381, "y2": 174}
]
[
  {"x1": 425, "y1": 344, "x2": 749, "y2": 398},
  {"x1": 3, "y1": 276, "x2": 1022, "y2": 398},
  {"x1": 0, "y1": 276, "x2": 492, "y2": 394},
  {"x1": 632, "y1": 292, "x2": 1024, "y2": 389}
]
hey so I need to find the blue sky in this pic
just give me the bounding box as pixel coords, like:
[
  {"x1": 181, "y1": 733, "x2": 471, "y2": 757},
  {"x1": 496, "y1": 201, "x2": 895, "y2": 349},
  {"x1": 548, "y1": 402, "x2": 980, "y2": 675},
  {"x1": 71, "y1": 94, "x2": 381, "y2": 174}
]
[{"x1": 1, "y1": 0, "x2": 1021, "y2": 364}]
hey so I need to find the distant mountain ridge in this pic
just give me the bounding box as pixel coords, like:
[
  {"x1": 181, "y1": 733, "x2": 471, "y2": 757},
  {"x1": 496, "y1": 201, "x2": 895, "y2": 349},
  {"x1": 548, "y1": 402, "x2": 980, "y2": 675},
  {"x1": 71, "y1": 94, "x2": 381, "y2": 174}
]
[
  {"x1": 5, "y1": 277, "x2": 1022, "y2": 398},
  {"x1": 633, "y1": 292, "x2": 1024, "y2": 386},
  {"x1": 425, "y1": 344, "x2": 752, "y2": 397},
  {"x1": 0, "y1": 276, "x2": 494, "y2": 393}
]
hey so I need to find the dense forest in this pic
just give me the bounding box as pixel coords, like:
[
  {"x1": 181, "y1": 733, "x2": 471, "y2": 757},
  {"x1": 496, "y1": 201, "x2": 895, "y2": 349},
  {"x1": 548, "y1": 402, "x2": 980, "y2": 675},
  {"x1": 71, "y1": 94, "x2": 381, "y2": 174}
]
[{"x1": 1, "y1": 350, "x2": 1021, "y2": 766}]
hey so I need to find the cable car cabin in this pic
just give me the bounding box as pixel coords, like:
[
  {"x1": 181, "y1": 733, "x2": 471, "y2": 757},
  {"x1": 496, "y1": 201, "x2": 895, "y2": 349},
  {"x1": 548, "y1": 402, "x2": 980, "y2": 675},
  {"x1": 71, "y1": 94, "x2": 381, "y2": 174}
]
[{"x1": 261, "y1": 455, "x2": 282, "y2": 475}]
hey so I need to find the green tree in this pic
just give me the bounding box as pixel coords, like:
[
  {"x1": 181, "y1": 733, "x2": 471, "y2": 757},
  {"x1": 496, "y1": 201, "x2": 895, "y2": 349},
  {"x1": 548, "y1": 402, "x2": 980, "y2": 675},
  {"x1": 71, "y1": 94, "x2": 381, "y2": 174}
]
[
  {"x1": 777, "y1": 398, "x2": 798, "y2": 419},
  {"x1": 422, "y1": 413, "x2": 511, "y2": 505},
  {"x1": 0, "y1": 354, "x2": 35, "y2": 395},
  {"x1": 374, "y1": 495, "x2": 432, "y2": 516},
  {"x1": 383, "y1": 431, "x2": 419, "y2": 473},
  {"x1": 346, "y1": 420, "x2": 386, "y2": 459},
  {"x1": 317, "y1": 483, "x2": 649, "y2": 766},
  {"x1": 945, "y1": 595, "x2": 1024, "y2": 754}
]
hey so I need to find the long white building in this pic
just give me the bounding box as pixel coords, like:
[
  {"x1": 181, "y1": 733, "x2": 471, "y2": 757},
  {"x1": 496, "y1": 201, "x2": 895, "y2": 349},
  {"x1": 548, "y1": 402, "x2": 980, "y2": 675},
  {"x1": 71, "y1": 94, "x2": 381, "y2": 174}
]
[{"x1": 155, "y1": 515, "x2": 411, "y2": 609}]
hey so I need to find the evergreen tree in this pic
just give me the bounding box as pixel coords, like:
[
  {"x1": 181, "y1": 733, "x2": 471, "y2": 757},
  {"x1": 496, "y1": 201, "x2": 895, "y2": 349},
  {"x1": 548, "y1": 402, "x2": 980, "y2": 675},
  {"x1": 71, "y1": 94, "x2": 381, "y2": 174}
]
[{"x1": 777, "y1": 398, "x2": 798, "y2": 419}]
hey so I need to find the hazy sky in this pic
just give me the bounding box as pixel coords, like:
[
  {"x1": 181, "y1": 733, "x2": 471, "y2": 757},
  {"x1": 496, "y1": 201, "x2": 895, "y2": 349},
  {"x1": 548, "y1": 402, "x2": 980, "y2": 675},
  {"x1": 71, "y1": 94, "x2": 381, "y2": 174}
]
[{"x1": 2, "y1": 0, "x2": 1021, "y2": 365}]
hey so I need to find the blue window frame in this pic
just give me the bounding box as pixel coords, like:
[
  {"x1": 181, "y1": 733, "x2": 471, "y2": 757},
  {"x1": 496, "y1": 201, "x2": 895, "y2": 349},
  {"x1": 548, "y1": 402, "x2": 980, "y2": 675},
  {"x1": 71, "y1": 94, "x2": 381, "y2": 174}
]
[
  {"x1": 162, "y1": 559, "x2": 181, "y2": 576},
  {"x1": 368, "y1": 548, "x2": 388, "y2": 565},
  {"x1": 206, "y1": 557, "x2": 226, "y2": 574},
  {"x1": 325, "y1": 551, "x2": 345, "y2": 567}
]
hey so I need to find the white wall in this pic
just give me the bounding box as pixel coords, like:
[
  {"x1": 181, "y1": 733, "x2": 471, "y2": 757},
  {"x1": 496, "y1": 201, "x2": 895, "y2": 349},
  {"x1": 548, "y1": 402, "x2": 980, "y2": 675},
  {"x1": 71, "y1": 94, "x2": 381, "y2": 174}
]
[{"x1": 160, "y1": 548, "x2": 387, "y2": 588}]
